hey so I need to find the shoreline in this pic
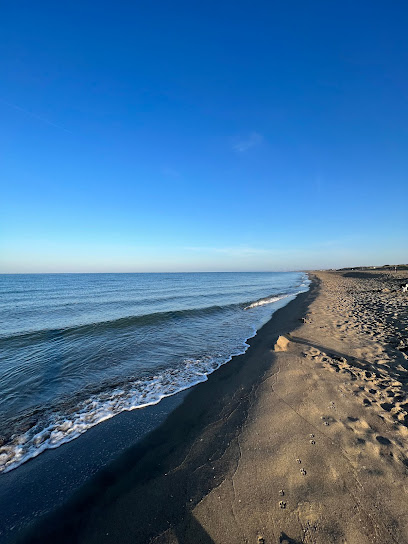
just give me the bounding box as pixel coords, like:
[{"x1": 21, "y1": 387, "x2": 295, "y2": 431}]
[
  {"x1": 1, "y1": 274, "x2": 307, "y2": 477},
  {"x1": 0, "y1": 277, "x2": 312, "y2": 543},
  {"x1": 11, "y1": 277, "x2": 318, "y2": 543}
]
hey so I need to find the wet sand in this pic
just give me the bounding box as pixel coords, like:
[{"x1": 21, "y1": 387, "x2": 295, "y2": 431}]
[{"x1": 14, "y1": 270, "x2": 408, "y2": 543}]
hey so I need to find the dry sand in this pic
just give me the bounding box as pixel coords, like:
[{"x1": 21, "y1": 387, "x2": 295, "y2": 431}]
[{"x1": 17, "y1": 271, "x2": 408, "y2": 544}]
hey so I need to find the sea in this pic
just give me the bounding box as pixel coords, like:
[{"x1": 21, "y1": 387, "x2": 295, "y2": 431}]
[{"x1": 0, "y1": 271, "x2": 309, "y2": 474}]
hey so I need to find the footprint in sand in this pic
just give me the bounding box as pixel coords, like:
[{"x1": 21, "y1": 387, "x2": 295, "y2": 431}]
[
  {"x1": 279, "y1": 533, "x2": 292, "y2": 544},
  {"x1": 376, "y1": 436, "x2": 392, "y2": 445},
  {"x1": 380, "y1": 402, "x2": 394, "y2": 412},
  {"x1": 278, "y1": 489, "x2": 285, "y2": 496},
  {"x1": 300, "y1": 468, "x2": 307, "y2": 476},
  {"x1": 310, "y1": 439, "x2": 316, "y2": 445},
  {"x1": 395, "y1": 411, "x2": 408, "y2": 425},
  {"x1": 321, "y1": 415, "x2": 335, "y2": 426},
  {"x1": 279, "y1": 500, "x2": 287, "y2": 509}
]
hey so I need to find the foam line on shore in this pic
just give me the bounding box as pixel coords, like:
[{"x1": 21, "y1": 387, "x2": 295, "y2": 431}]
[{"x1": 0, "y1": 285, "x2": 310, "y2": 474}]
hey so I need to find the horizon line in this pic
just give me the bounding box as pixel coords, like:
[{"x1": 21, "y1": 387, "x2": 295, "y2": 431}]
[{"x1": 0, "y1": 269, "x2": 306, "y2": 275}]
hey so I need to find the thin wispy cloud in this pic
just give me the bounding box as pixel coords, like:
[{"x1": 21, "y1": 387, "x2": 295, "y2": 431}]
[
  {"x1": 0, "y1": 97, "x2": 72, "y2": 134},
  {"x1": 232, "y1": 132, "x2": 263, "y2": 153},
  {"x1": 184, "y1": 245, "x2": 273, "y2": 256}
]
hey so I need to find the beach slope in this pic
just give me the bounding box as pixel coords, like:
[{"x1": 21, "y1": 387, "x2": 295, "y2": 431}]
[{"x1": 18, "y1": 271, "x2": 408, "y2": 543}]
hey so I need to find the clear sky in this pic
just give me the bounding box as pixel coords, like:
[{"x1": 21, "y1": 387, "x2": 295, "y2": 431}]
[{"x1": 1, "y1": 1, "x2": 407, "y2": 273}]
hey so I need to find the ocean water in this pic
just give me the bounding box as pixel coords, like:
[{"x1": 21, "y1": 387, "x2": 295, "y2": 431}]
[{"x1": 0, "y1": 272, "x2": 309, "y2": 473}]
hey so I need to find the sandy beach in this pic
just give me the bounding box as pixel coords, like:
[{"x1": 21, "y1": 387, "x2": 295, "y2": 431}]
[
  {"x1": 4, "y1": 3, "x2": 407, "y2": 543},
  {"x1": 15, "y1": 270, "x2": 408, "y2": 543}
]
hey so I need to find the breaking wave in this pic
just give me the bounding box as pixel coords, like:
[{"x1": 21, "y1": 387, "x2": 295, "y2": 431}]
[
  {"x1": 244, "y1": 294, "x2": 288, "y2": 310},
  {"x1": 4, "y1": 294, "x2": 292, "y2": 346}
]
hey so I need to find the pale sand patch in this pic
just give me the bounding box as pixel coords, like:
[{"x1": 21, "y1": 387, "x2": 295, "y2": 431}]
[{"x1": 274, "y1": 335, "x2": 291, "y2": 352}]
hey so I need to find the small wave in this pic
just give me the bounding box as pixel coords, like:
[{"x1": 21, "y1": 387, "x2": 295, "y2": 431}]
[
  {"x1": 244, "y1": 294, "x2": 288, "y2": 310},
  {"x1": 0, "y1": 303, "x2": 236, "y2": 345}
]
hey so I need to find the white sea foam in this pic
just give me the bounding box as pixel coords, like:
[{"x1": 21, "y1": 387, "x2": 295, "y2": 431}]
[
  {"x1": 0, "y1": 335, "x2": 256, "y2": 474},
  {"x1": 244, "y1": 294, "x2": 288, "y2": 310}
]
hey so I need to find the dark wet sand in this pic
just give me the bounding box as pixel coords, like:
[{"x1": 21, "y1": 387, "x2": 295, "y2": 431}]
[
  {"x1": 12, "y1": 279, "x2": 318, "y2": 544},
  {"x1": 0, "y1": 391, "x2": 186, "y2": 543}
]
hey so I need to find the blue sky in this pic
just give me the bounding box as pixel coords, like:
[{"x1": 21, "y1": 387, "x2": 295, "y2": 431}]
[{"x1": 1, "y1": 1, "x2": 407, "y2": 272}]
